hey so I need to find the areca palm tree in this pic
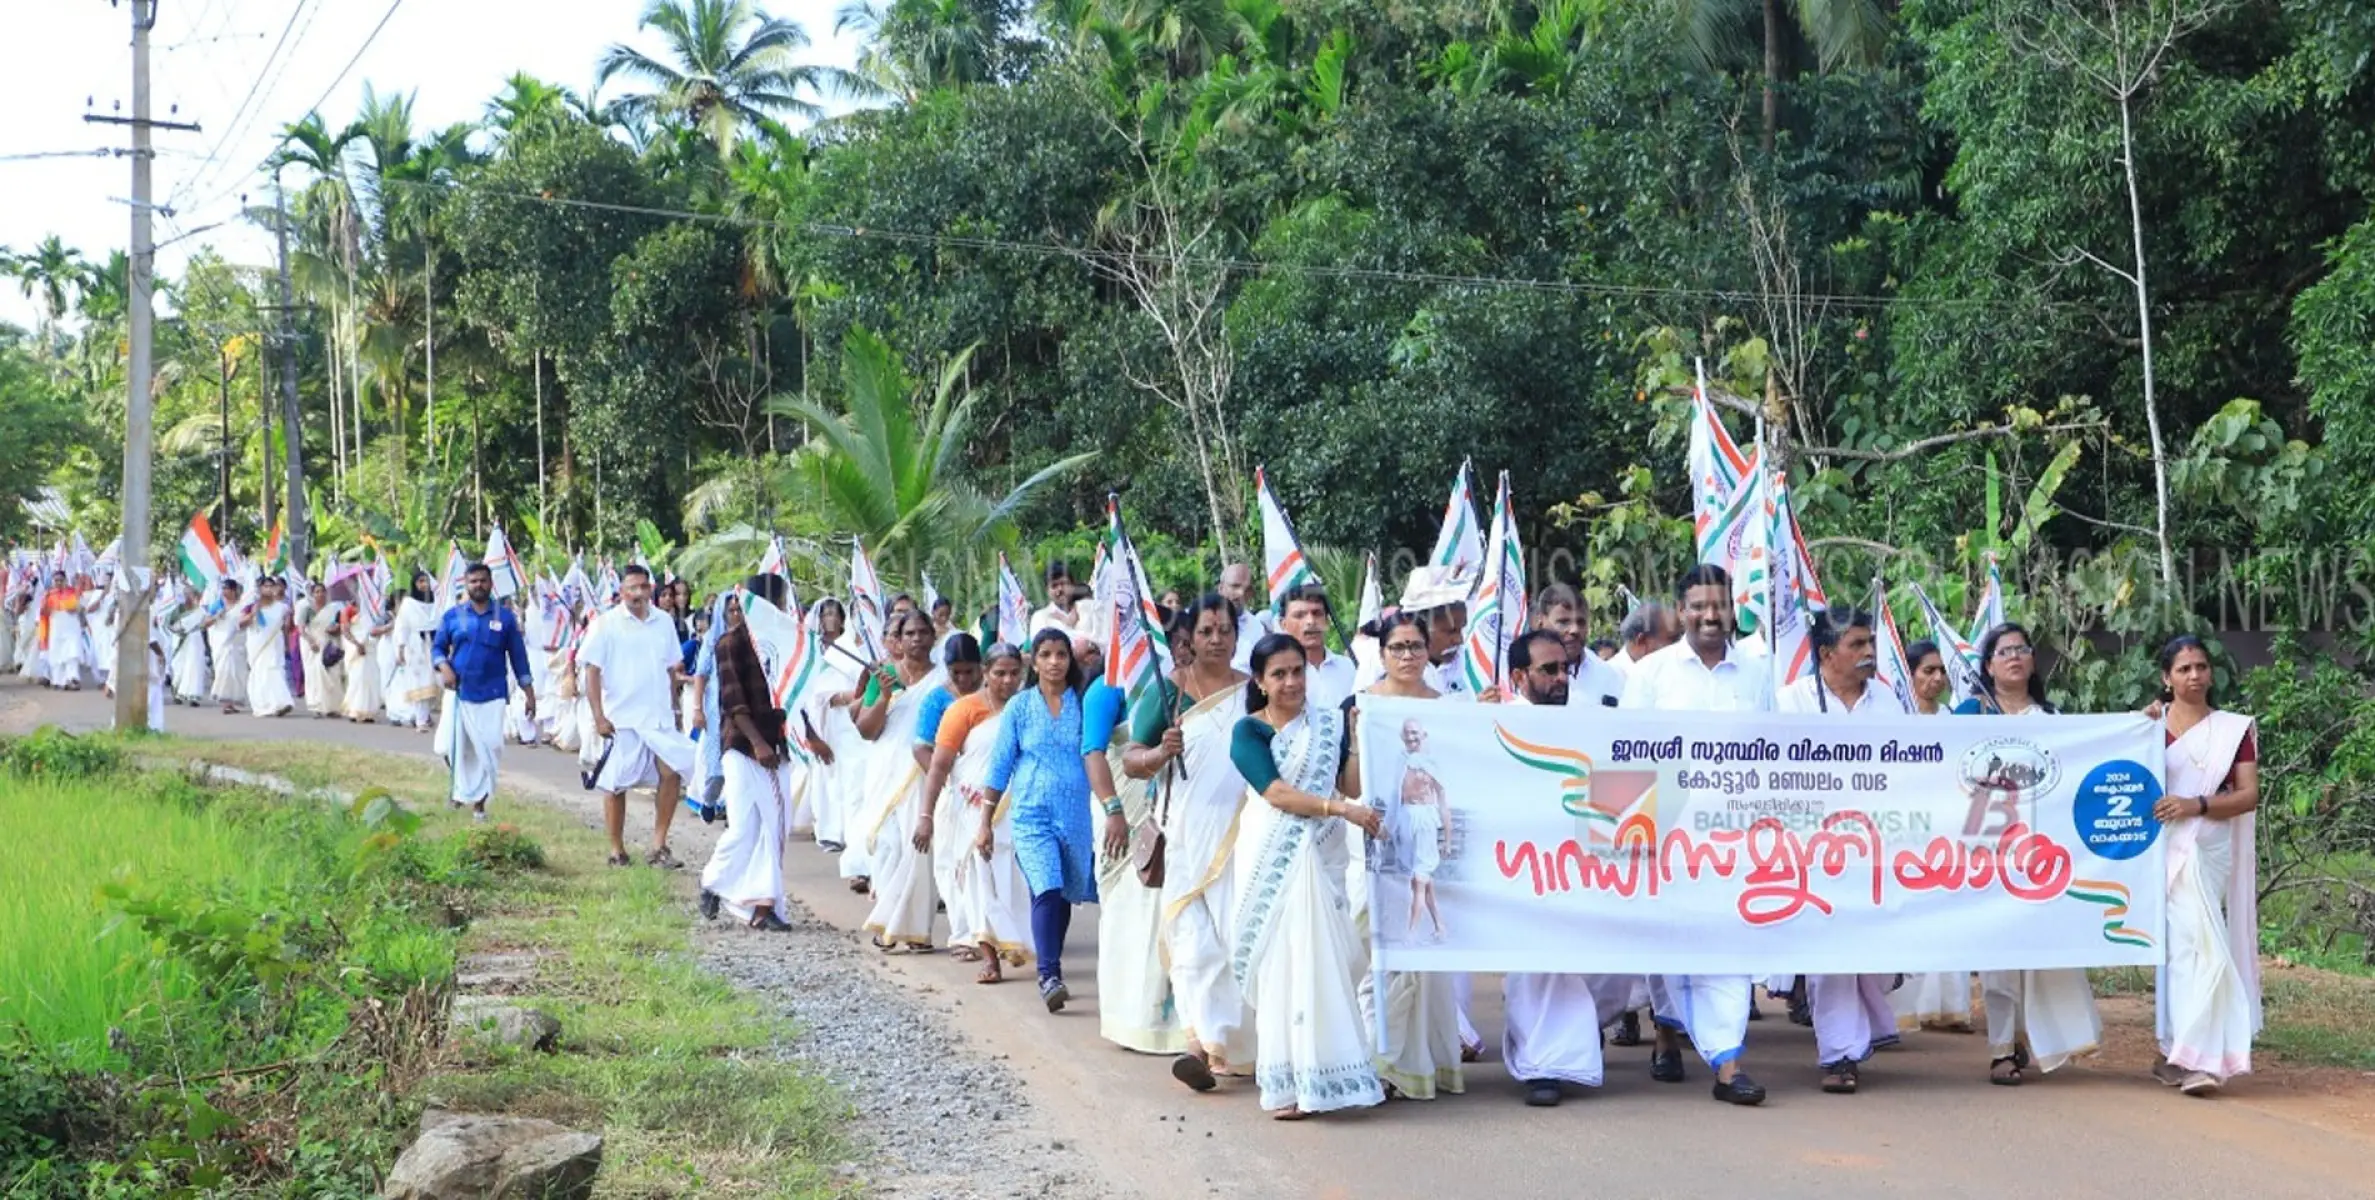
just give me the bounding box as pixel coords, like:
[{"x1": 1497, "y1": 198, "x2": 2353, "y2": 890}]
[
  {"x1": 597, "y1": 0, "x2": 840, "y2": 150},
  {"x1": 1673, "y1": 0, "x2": 1894, "y2": 149},
  {"x1": 761, "y1": 327, "x2": 1096, "y2": 587},
  {"x1": 484, "y1": 72, "x2": 583, "y2": 147},
  {"x1": 8, "y1": 236, "x2": 91, "y2": 357}
]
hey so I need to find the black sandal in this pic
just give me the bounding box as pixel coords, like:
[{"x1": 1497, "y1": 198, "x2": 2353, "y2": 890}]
[
  {"x1": 1172, "y1": 1054, "x2": 1218, "y2": 1093},
  {"x1": 1990, "y1": 1056, "x2": 2025, "y2": 1086},
  {"x1": 1821, "y1": 1060, "x2": 1859, "y2": 1094}
]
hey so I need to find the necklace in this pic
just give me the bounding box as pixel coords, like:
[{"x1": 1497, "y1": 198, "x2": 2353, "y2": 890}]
[{"x1": 2168, "y1": 706, "x2": 2218, "y2": 777}]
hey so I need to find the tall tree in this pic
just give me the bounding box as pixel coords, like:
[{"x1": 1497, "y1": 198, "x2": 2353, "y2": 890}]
[{"x1": 598, "y1": 0, "x2": 842, "y2": 150}]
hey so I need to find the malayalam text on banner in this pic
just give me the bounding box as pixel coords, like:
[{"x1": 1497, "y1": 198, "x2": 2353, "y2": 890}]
[{"x1": 1356, "y1": 696, "x2": 2167, "y2": 975}]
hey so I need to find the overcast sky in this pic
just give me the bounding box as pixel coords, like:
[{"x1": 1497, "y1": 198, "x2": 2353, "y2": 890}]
[{"x1": 0, "y1": 0, "x2": 866, "y2": 329}]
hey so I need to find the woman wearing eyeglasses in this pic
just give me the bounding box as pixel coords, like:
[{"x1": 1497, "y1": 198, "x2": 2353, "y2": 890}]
[
  {"x1": 1952, "y1": 622, "x2": 2101, "y2": 1085},
  {"x1": 1354, "y1": 610, "x2": 1467, "y2": 1100},
  {"x1": 856, "y1": 609, "x2": 952, "y2": 950},
  {"x1": 1123, "y1": 594, "x2": 1253, "y2": 1091}
]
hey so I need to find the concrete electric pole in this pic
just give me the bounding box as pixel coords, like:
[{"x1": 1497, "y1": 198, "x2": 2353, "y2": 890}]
[{"x1": 91, "y1": 0, "x2": 198, "y2": 733}]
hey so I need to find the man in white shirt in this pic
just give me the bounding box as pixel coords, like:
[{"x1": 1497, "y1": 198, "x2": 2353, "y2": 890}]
[
  {"x1": 1276, "y1": 582, "x2": 1354, "y2": 710},
  {"x1": 1218, "y1": 562, "x2": 1271, "y2": 670},
  {"x1": 1533, "y1": 583, "x2": 1625, "y2": 708},
  {"x1": 1607, "y1": 602, "x2": 1681, "y2": 681},
  {"x1": 1774, "y1": 606, "x2": 1907, "y2": 1095},
  {"x1": 1618, "y1": 563, "x2": 1768, "y2": 1106},
  {"x1": 582, "y1": 564, "x2": 697, "y2": 869},
  {"x1": 1028, "y1": 561, "x2": 1077, "y2": 636},
  {"x1": 1498, "y1": 629, "x2": 1644, "y2": 1107}
]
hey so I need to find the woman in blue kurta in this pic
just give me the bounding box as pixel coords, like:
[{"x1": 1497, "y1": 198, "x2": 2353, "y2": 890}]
[{"x1": 982, "y1": 628, "x2": 1097, "y2": 1012}]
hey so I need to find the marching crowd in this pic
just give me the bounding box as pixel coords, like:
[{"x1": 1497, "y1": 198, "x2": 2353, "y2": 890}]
[{"x1": 6, "y1": 548, "x2": 2265, "y2": 1117}]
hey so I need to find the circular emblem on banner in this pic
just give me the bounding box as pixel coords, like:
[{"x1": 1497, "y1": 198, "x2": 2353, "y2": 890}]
[
  {"x1": 2070, "y1": 759, "x2": 2162, "y2": 860},
  {"x1": 1958, "y1": 737, "x2": 2061, "y2": 798}
]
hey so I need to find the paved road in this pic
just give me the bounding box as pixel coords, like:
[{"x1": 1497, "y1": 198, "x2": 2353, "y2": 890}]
[{"x1": 11, "y1": 684, "x2": 2373, "y2": 1200}]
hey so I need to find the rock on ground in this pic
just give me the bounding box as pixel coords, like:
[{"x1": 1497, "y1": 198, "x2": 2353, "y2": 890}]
[
  {"x1": 380, "y1": 1109, "x2": 601, "y2": 1200},
  {"x1": 447, "y1": 996, "x2": 562, "y2": 1053}
]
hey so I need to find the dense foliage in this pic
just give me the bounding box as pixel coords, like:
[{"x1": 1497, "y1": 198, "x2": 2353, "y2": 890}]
[{"x1": 6, "y1": 0, "x2": 2375, "y2": 653}]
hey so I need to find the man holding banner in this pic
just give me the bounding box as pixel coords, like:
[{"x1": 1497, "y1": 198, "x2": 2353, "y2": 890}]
[
  {"x1": 1498, "y1": 629, "x2": 1644, "y2": 1108},
  {"x1": 1774, "y1": 607, "x2": 1907, "y2": 1095},
  {"x1": 1620, "y1": 564, "x2": 1770, "y2": 1106}
]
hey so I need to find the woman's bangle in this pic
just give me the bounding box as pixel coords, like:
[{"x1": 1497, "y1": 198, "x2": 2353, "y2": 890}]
[
  {"x1": 2196, "y1": 796, "x2": 2210, "y2": 817},
  {"x1": 1323, "y1": 799, "x2": 1336, "y2": 819},
  {"x1": 1101, "y1": 798, "x2": 1122, "y2": 817}
]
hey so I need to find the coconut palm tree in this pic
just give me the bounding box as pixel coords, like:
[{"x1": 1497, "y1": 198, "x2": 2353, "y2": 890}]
[
  {"x1": 761, "y1": 326, "x2": 1097, "y2": 587},
  {"x1": 597, "y1": 0, "x2": 841, "y2": 150},
  {"x1": 835, "y1": 0, "x2": 1003, "y2": 102}
]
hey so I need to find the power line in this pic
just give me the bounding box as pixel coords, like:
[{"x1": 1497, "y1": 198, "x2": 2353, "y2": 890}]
[
  {"x1": 292, "y1": 0, "x2": 407, "y2": 135},
  {"x1": 173, "y1": 0, "x2": 312, "y2": 205},
  {"x1": 369, "y1": 176, "x2": 2056, "y2": 315}
]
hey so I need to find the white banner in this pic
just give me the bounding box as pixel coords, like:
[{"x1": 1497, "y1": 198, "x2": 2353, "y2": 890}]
[{"x1": 1358, "y1": 697, "x2": 2167, "y2": 975}]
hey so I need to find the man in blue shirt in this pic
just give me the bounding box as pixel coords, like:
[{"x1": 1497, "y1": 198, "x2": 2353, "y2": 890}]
[{"x1": 432, "y1": 562, "x2": 534, "y2": 820}]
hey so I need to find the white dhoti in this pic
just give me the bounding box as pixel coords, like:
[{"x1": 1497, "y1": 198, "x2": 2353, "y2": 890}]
[
  {"x1": 701, "y1": 749, "x2": 791, "y2": 922},
  {"x1": 1982, "y1": 969, "x2": 2101, "y2": 1072},
  {"x1": 1894, "y1": 972, "x2": 1975, "y2": 1031},
  {"x1": 1809, "y1": 973, "x2": 1900, "y2": 1066},
  {"x1": 1503, "y1": 974, "x2": 1634, "y2": 1087},
  {"x1": 443, "y1": 696, "x2": 508, "y2": 806},
  {"x1": 1650, "y1": 974, "x2": 1753, "y2": 1068},
  {"x1": 591, "y1": 725, "x2": 697, "y2": 794}
]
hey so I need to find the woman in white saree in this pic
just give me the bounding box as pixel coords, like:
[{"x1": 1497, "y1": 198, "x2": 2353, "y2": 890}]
[
  {"x1": 2150, "y1": 635, "x2": 2262, "y2": 1096},
  {"x1": 1954, "y1": 622, "x2": 2102, "y2": 1085},
  {"x1": 341, "y1": 603, "x2": 387, "y2": 721},
  {"x1": 1228, "y1": 633, "x2": 1387, "y2": 1120},
  {"x1": 1123, "y1": 596, "x2": 1254, "y2": 1091},
  {"x1": 931, "y1": 643, "x2": 1029, "y2": 978},
  {"x1": 859, "y1": 610, "x2": 952, "y2": 948},
  {"x1": 387, "y1": 572, "x2": 441, "y2": 731}
]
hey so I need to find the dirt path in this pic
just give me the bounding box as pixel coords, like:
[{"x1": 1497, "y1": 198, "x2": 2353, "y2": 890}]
[{"x1": 12, "y1": 685, "x2": 2375, "y2": 1200}]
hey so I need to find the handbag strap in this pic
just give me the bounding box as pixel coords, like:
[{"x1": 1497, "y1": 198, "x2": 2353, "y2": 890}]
[{"x1": 1155, "y1": 677, "x2": 1187, "y2": 826}]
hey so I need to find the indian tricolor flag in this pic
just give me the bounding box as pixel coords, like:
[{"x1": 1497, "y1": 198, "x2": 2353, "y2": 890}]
[
  {"x1": 1429, "y1": 459, "x2": 1483, "y2": 579},
  {"x1": 1967, "y1": 552, "x2": 2006, "y2": 646},
  {"x1": 1459, "y1": 471, "x2": 1527, "y2": 695},
  {"x1": 485, "y1": 524, "x2": 528, "y2": 600},
  {"x1": 178, "y1": 514, "x2": 226, "y2": 591},
  {"x1": 743, "y1": 591, "x2": 822, "y2": 710},
  {"x1": 1256, "y1": 466, "x2": 1319, "y2": 615},
  {"x1": 995, "y1": 553, "x2": 1030, "y2": 647},
  {"x1": 1688, "y1": 357, "x2": 1757, "y2": 549},
  {"x1": 260, "y1": 519, "x2": 288, "y2": 575},
  {"x1": 1100, "y1": 496, "x2": 1173, "y2": 706}
]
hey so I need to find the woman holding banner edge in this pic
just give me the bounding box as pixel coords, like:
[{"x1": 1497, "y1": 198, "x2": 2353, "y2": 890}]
[
  {"x1": 2150, "y1": 634, "x2": 2262, "y2": 1097},
  {"x1": 1953, "y1": 622, "x2": 2103, "y2": 1085},
  {"x1": 1229, "y1": 633, "x2": 1387, "y2": 1120}
]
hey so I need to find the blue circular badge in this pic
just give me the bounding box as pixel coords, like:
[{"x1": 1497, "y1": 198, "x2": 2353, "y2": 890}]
[{"x1": 2070, "y1": 759, "x2": 2162, "y2": 860}]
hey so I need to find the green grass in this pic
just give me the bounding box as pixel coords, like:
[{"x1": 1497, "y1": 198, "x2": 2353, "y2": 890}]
[
  {"x1": 166, "y1": 736, "x2": 855, "y2": 1198},
  {"x1": 0, "y1": 772, "x2": 304, "y2": 1069}
]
